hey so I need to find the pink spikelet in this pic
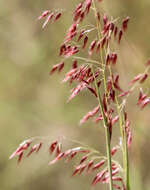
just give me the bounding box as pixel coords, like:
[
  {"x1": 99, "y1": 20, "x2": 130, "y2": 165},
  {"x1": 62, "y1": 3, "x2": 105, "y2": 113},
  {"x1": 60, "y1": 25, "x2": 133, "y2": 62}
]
[
  {"x1": 38, "y1": 10, "x2": 50, "y2": 20},
  {"x1": 92, "y1": 160, "x2": 105, "y2": 171},
  {"x1": 9, "y1": 139, "x2": 31, "y2": 160},
  {"x1": 129, "y1": 74, "x2": 142, "y2": 85},
  {"x1": 42, "y1": 12, "x2": 54, "y2": 28},
  {"x1": 49, "y1": 152, "x2": 65, "y2": 165},
  {"x1": 26, "y1": 144, "x2": 39, "y2": 157}
]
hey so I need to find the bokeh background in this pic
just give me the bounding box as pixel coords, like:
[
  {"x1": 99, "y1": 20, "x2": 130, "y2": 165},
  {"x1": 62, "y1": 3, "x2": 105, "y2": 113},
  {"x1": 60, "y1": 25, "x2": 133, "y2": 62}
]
[{"x1": 0, "y1": 0, "x2": 150, "y2": 189}]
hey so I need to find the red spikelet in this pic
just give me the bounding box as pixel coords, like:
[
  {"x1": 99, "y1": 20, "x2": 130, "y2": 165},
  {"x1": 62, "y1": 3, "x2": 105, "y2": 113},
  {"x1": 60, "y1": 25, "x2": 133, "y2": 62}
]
[
  {"x1": 111, "y1": 115, "x2": 119, "y2": 125},
  {"x1": 50, "y1": 62, "x2": 64, "y2": 74},
  {"x1": 49, "y1": 141, "x2": 57, "y2": 154},
  {"x1": 17, "y1": 152, "x2": 23, "y2": 164},
  {"x1": 118, "y1": 91, "x2": 130, "y2": 97},
  {"x1": 92, "y1": 160, "x2": 105, "y2": 171},
  {"x1": 54, "y1": 12, "x2": 62, "y2": 22},
  {"x1": 103, "y1": 95, "x2": 107, "y2": 112},
  {"x1": 111, "y1": 53, "x2": 117, "y2": 65},
  {"x1": 118, "y1": 30, "x2": 123, "y2": 44},
  {"x1": 59, "y1": 44, "x2": 66, "y2": 56},
  {"x1": 113, "y1": 74, "x2": 123, "y2": 92},
  {"x1": 137, "y1": 88, "x2": 147, "y2": 105},
  {"x1": 86, "y1": 160, "x2": 94, "y2": 172},
  {"x1": 85, "y1": 0, "x2": 92, "y2": 14},
  {"x1": 140, "y1": 98, "x2": 150, "y2": 109},
  {"x1": 72, "y1": 165, "x2": 82, "y2": 176},
  {"x1": 79, "y1": 164, "x2": 86, "y2": 174},
  {"x1": 101, "y1": 36, "x2": 106, "y2": 48},
  {"x1": 79, "y1": 155, "x2": 88, "y2": 164},
  {"x1": 103, "y1": 14, "x2": 108, "y2": 25},
  {"x1": 122, "y1": 17, "x2": 130, "y2": 32},
  {"x1": 82, "y1": 36, "x2": 88, "y2": 49},
  {"x1": 58, "y1": 62, "x2": 64, "y2": 72},
  {"x1": 87, "y1": 87, "x2": 97, "y2": 97},
  {"x1": 62, "y1": 68, "x2": 77, "y2": 83},
  {"x1": 114, "y1": 26, "x2": 118, "y2": 38},
  {"x1": 92, "y1": 170, "x2": 107, "y2": 186},
  {"x1": 68, "y1": 83, "x2": 85, "y2": 102},
  {"x1": 80, "y1": 105, "x2": 99, "y2": 124},
  {"x1": 111, "y1": 146, "x2": 119, "y2": 156},
  {"x1": 88, "y1": 40, "x2": 97, "y2": 55},
  {"x1": 55, "y1": 143, "x2": 62, "y2": 157},
  {"x1": 96, "y1": 41, "x2": 101, "y2": 53},
  {"x1": 129, "y1": 74, "x2": 142, "y2": 85},
  {"x1": 97, "y1": 12, "x2": 100, "y2": 22},
  {"x1": 140, "y1": 73, "x2": 148, "y2": 83},
  {"x1": 26, "y1": 144, "x2": 38, "y2": 157},
  {"x1": 77, "y1": 30, "x2": 85, "y2": 42}
]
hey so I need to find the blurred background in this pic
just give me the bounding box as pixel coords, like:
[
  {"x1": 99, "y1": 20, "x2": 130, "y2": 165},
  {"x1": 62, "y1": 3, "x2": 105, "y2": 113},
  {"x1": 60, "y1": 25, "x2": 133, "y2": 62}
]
[{"x1": 0, "y1": 0, "x2": 150, "y2": 189}]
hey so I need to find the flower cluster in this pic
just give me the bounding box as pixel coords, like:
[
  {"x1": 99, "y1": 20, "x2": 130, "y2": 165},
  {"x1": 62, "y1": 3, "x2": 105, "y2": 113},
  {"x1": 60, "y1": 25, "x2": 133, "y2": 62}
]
[{"x1": 10, "y1": 1, "x2": 150, "y2": 190}]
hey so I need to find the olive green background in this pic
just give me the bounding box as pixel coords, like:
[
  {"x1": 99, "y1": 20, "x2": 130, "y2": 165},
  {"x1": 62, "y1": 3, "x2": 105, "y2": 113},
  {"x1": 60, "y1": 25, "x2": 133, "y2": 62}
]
[{"x1": 0, "y1": 0, "x2": 150, "y2": 189}]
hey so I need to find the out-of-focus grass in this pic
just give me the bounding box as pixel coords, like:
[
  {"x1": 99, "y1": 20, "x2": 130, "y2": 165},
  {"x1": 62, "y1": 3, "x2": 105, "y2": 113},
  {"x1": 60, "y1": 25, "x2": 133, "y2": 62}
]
[{"x1": 0, "y1": 0, "x2": 150, "y2": 190}]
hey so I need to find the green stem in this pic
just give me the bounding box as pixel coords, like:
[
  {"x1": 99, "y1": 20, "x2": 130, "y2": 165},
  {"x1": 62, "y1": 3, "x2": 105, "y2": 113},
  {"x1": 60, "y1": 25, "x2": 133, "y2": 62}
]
[
  {"x1": 92, "y1": 66, "x2": 113, "y2": 190},
  {"x1": 124, "y1": 127, "x2": 130, "y2": 190}
]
